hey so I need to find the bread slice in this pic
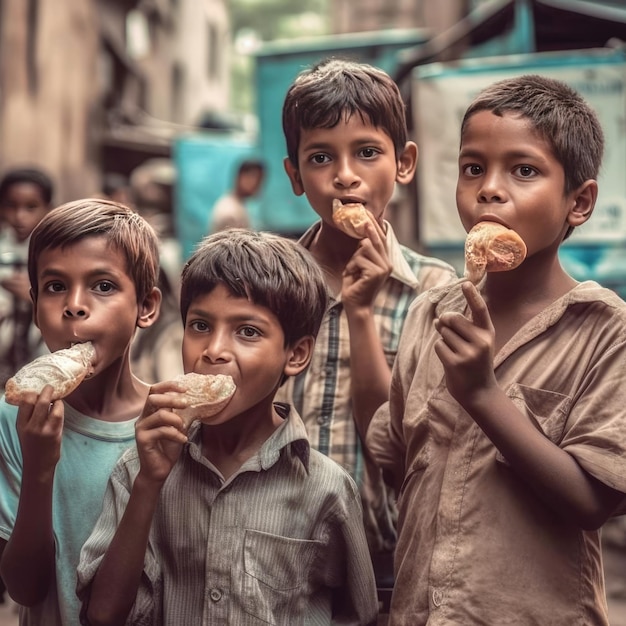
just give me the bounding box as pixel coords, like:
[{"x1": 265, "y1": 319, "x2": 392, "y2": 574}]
[
  {"x1": 332, "y1": 199, "x2": 373, "y2": 239},
  {"x1": 171, "y1": 373, "x2": 236, "y2": 426},
  {"x1": 5, "y1": 342, "x2": 96, "y2": 405},
  {"x1": 464, "y1": 221, "x2": 527, "y2": 284}
]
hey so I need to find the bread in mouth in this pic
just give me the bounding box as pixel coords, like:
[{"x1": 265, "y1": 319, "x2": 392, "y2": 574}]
[
  {"x1": 5, "y1": 341, "x2": 96, "y2": 405},
  {"x1": 332, "y1": 199, "x2": 373, "y2": 239},
  {"x1": 170, "y1": 372, "x2": 236, "y2": 426},
  {"x1": 464, "y1": 221, "x2": 527, "y2": 284}
]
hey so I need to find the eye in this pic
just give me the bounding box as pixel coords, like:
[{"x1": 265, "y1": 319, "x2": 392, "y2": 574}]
[
  {"x1": 359, "y1": 147, "x2": 379, "y2": 159},
  {"x1": 462, "y1": 164, "x2": 483, "y2": 176},
  {"x1": 310, "y1": 153, "x2": 330, "y2": 165},
  {"x1": 189, "y1": 320, "x2": 210, "y2": 333},
  {"x1": 515, "y1": 165, "x2": 537, "y2": 178},
  {"x1": 238, "y1": 325, "x2": 261, "y2": 339},
  {"x1": 94, "y1": 280, "x2": 116, "y2": 294},
  {"x1": 44, "y1": 281, "x2": 65, "y2": 293}
]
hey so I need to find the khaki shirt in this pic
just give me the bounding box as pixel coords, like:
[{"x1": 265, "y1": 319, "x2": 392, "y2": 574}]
[{"x1": 368, "y1": 281, "x2": 626, "y2": 625}]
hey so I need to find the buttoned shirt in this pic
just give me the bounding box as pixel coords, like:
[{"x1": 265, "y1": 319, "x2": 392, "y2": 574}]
[
  {"x1": 276, "y1": 221, "x2": 457, "y2": 554},
  {"x1": 77, "y1": 405, "x2": 378, "y2": 626},
  {"x1": 368, "y1": 281, "x2": 626, "y2": 625}
]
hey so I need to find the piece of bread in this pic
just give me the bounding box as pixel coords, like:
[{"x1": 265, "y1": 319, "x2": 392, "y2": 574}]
[
  {"x1": 5, "y1": 342, "x2": 96, "y2": 405},
  {"x1": 332, "y1": 199, "x2": 373, "y2": 239},
  {"x1": 464, "y1": 221, "x2": 527, "y2": 284},
  {"x1": 170, "y1": 372, "x2": 236, "y2": 426}
]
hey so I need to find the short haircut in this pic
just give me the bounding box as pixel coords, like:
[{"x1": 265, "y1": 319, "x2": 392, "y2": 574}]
[
  {"x1": 282, "y1": 57, "x2": 408, "y2": 167},
  {"x1": 461, "y1": 74, "x2": 604, "y2": 194},
  {"x1": 180, "y1": 229, "x2": 328, "y2": 346},
  {"x1": 237, "y1": 159, "x2": 265, "y2": 176},
  {"x1": 0, "y1": 167, "x2": 54, "y2": 205},
  {"x1": 28, "y1": 198, "x2": 160, "y2": 303}
]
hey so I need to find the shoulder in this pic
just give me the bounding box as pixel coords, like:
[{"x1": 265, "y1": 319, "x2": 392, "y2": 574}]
[
  {"x1": 399, "y1": 245, "x2": 457, "y2": 285},
  {"x1": 307, "y1": 448, "x2": 360, "y2": 499}
]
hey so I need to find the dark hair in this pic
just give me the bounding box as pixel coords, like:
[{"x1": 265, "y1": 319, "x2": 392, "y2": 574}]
[
  {"x1": 28, "y1": 198, "x2": 160, "y2": 303},
  {"x1": 282, "y1": 57, "x2": 408, "y2": 166},
  {"x1": 0, "y1": 167, "x2": 54, "y2": 205},
  {"x1": 181, "y1": 229, "x2": 328, "y2": 346},
  {"x1": 237, "y1": 159, "x2": 266, "y2": 176},
  {"x1": 461, "y1": 74, "x2": 604, "y2": 195}
]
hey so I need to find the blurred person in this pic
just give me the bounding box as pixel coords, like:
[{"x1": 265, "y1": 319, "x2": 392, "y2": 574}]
[
  {"x1": 100, "y1": 172, "x2": 135, "y2": 208},
  {"x1": 278, "y1": 57, "x2": 457, "y2": 595},
  {"x1": 0, "y1": 167, "x2": 54, "y2": 386},
  {"x1": 209, "y1": 158, "x2": 266, "y2": 233}
]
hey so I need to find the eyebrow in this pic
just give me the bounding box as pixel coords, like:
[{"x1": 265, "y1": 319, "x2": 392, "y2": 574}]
[{"x1": 459, "y1": 148, "x2": 550, "y2": 163}]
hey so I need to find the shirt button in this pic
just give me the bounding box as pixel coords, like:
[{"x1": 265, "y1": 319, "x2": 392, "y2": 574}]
[
  {"x1": 209, "y1": 588, "x2": 222, "y2": 602},
  {"x1": 432, "y1": 589, "x2": 443, "y2": 607},
  {"x1": 317, "y1": 415, "x2": 329, "y2": 425}
]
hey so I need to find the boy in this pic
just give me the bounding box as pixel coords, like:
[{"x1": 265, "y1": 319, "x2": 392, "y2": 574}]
[
  {"x1": 278, "y1": 57, "x2": 457, "y2": 583},
  {"x1": 367, "y1": 74, "x2": 626, "y2": 624},
  {"x1": 0, "y1": 167, "x2": 55, "y2": 384},
  {"x1": 77, "y1": 229, "x2": 379, "y2": 625},
  {"x1": 0, "y1": 199, "x2": 162, "y2": 625}
]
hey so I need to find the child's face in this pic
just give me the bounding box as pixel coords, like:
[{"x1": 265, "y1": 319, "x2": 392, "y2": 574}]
[
  {"x1": 33, "y1": 236, "x2": 144, "y2": 375},
  {"x1": 284, "y1": 114, "x2": 415, "y2": 228},
  {"x1": 2, "y1": 182, "x2": 49, "y2": 242},
  {"x1": 456, "y1": 110, "x2": 580, "y2": 257},
  {"x1": 181, "y1": 283, "x2": 299, "y2": 425}
]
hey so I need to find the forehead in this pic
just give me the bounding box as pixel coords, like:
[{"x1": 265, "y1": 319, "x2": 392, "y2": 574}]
[
  {"x1": 2, "y1": 181, "x2": 46, "y2": 204},
  {"x1": 298, "y1": 113, "x2": 392, "y2": 148},
  {"x1": 36, "y1": 236, "x2": 128, "y2": 275},
  {"x1": 460, "y1": 110, "x2": 553, "y2": 156}
]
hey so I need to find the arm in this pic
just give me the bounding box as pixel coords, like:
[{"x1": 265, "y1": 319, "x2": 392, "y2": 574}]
[
  {"x1": 342, "y1": 220, "x2": 393, "y2": 439},
  {"x1": 434, "y1": 281, "x2": 624, "y2": 529},
  {"x1": 84, "y1": 382, "x2": 189, "y2": 626},
  {"x1": 0, "y1": 386, "x2": 62, "y2": 606}
]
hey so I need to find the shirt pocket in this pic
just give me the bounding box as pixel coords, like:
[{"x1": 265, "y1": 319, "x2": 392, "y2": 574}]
[
  {"x1": 496, "y1": 382, "x2": 572, "y2": 465},
  {"x1": 242, "y1": 529, "x2": 323, "y2": 624}
]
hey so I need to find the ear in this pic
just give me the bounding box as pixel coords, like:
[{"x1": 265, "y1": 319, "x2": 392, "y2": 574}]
[
  {"x1": 283, "y1": 158, "x2": 305, "y2": 196},
  {"x1": 396, "y1": 141, "x2": 418, "y2": 185},
  {"x1": 566, "y1": 179, "x2": 597, "y2": 229},
  {"x1": 137, "y1": 286, "x2": 162, "y2": 329},
  {"x1": 283, "y1": 335, "x2": 314, "y2": 378}
]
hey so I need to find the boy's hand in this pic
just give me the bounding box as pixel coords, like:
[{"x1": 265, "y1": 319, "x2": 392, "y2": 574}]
[
  {"x1": 1, "y1": 271, "x2": 31, "y2": 302},
  {"x1": 135, "y1": 381, "x2": 190, "y2": 486},
  {"x1": 16, "y1": 385, "x2": 64, "y2": 480},
  {"x1": 434, "y1": 281, "x2": 498, "y2": 405},
  {"x1": 342, "y1": 219, "x2": 391, "y2": 311}
]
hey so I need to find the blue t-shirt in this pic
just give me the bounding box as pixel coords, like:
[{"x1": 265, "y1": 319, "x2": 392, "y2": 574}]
[{"x1": 0, "y1": 397, "x2": 137, "y2": 626}]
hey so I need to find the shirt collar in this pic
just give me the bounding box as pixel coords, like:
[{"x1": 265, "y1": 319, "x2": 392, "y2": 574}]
[
  {"x1": 186, "y1": 403, "x2": 311, "y2": 473},
  {"x1": 299, "y1": 220, "x2": 419, "y2": 289}
]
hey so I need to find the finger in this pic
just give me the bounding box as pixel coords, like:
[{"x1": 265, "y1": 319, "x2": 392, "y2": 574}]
[{"x1": 461, "y1": 281, "x2": 492, "y2": 331}]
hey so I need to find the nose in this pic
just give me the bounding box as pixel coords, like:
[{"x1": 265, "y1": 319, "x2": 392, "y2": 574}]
[
  {"x1": 202, "y1": 329, "x2": 229, "y2": 363},
  {"x1": 478, "y1": 172, "x2": 507, "y2": 203},
  {"x1": 63, "y1": 291, "x2": 88, "y2": 318},
  {"x1": 333, "y1": 157, "x2": 360, "y2": 189}
]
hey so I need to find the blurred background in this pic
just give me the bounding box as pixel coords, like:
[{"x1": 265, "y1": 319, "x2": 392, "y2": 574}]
[
  {"x1": 1, "y1": 1, "x2": 626, "y2": 624},
  {"x1": 1, "y1": 0, "x2": 626, "y2": 276}
]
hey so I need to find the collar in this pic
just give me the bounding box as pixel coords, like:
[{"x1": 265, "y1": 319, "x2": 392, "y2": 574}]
[
  {"x1": 186, "y1": 403, "x2": 311, "y2": 473},
  {"x1": 299, "y1": 220, "x2": 419, "y2": 289}
]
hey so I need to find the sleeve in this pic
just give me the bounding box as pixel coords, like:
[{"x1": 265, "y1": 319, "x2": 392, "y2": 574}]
[
  {"x1": 0, "y1": 399, "x2": 22, "y2": 542},
  {"x1": 76, "y1": 451, "x2": 162, "y2": 626},
  {"x1": 559, "y1": 337, "x2": 626, "y2": 504},
  {"x1": 328, "y1": 475, "x2": 378, "y2": 626},
  {"x1": 367, "y1": 299, "x2": 427, "y2": 492}
]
